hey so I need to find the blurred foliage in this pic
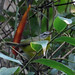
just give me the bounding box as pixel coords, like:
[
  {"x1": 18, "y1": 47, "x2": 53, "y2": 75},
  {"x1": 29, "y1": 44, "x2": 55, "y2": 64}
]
[{"x1": 0, "y1": 0, "x2": 75, "y2": 75}]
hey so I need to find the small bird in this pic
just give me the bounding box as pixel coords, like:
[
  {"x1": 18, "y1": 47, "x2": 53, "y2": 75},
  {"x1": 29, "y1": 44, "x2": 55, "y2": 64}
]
[{"x1": 20, "y1": 31, "x2": 51, "y2": 58}]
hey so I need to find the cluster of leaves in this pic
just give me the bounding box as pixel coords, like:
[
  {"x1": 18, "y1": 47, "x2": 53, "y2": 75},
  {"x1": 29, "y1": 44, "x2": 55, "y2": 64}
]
[{"x1": 0, "y1": 0, "x2": 75, "y2": 75}]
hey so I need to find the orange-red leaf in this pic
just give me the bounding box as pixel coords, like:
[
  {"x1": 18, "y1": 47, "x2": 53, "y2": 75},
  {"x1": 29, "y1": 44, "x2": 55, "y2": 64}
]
[{"x1": 12, "y1": 5, "x2": 31, "y2": 56}]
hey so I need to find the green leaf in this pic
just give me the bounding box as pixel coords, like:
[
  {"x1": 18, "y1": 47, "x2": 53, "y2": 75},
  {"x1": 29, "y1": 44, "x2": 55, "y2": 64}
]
[
  {"x1": 41, "y1": 11, "x2": 47, "y2": 32},
  {"x1": 30, "y1": 40, "x2": 48, "y2": 56},
  {"x1": 33, "y1": 58, "x2": 74, "y2": 75},
  {"x1": 53, "y1": 16, "x2": 71, "y2": 32},
  {"x1": 50, "y1": 69, "x2": 58, "y2": 75},
  {"x1": 4, "y1": 10, "x2": 15, "y2": 16},
  {"x1": 65, "y1": 13, "x2": 75, "y2": 19},
  {"x1": 29, "y1": 11, "x2": 39, "y2": 36},
  {"x1": 14, "y1": 67, "x2": 20, "y2": 75},
  {"x1": 18, "y1": 0, "x2": 25, "y2": 7},
  {"x1": 59, "y1": 16, "x2": 72, "y2": 24},
  {"x1": 68, "y1": 54, "x2": 75, "y2": 71},
  {"x1": 0, "y1": 15, "x2": 6, "y2": 22},
  {"x1": 28, "y1": 72, "x2": 35, "y2": 75},
  {"x1": 71, "y1": 17, "x2": 75, "y2": 24},
  {"x1": 0, "y1": 67, "x2": 19, "y2": 75},
  {"x1": 24, "y1": 11, "x2": 39, "y2": 37},
  {"x1": 54, "y1": 36, "x2": 75, "y2": 46},
  {"x1": 30, "y1": 43, "x2": 42, "y2": 52},
  {"x1": 55, "y1": 0, "x2": 68, "y2": 13},
  {"x1": 0, "y1": 53, "x2": 22, "y2": 65},
  {"x1": 49, "y1": 8, "x2": 54, "y2": 29},
  {"x1": 9, "y1": 18, "x2": 15, "y2": 27}
]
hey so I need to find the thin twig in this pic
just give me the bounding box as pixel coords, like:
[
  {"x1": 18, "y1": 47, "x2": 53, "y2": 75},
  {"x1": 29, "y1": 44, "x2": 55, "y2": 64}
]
[
  {"x1": 18, "y1": 50, "x2": 42, "y2": 75},
  {"x1": 48, "y1": 24, "x2": 75, "y2": 45},
  {"x1": 62, "y1": 47, "x2": 75, "y2": 59},
  {"x1": 49, "y1": 0, "x2": 56, "y2": 30},
  {"x1": 38, "y1": 0, "x2": 58, "y2": 8},
  {"x1": 6, "y1": 0, "x2": 13, "y2": 10},
  {"x1": 49, "y1": 42, "x2": 65, "y2": 59},
  {"x1": 8, "y1": 0, "x2": 16, "y2": 12},
  {"x1": 0, "y1": 35, "x2": 28, "y2": 60},
  {"x1": 0, "y1": 27, "x2": 13, "y2": 42},
  {"x1": 0, "y1": 16, "x2": 12, "y2": 30},
  {"x1": 65, "y1": 0, "x2": 70, "y2": 12},
  {"x1": 42, "y1": 1, "x2": 75, "y2": 8},
  {"x1": 46, "y1": 1, "x2": 49, "y2": 31}
]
